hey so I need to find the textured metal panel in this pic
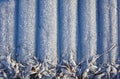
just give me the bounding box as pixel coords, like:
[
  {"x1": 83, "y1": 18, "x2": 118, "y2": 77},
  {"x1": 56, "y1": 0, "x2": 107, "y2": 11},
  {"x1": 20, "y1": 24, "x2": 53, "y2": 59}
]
[{"x1": 0, "y1": 0, "x2": 119, "y2": 79}]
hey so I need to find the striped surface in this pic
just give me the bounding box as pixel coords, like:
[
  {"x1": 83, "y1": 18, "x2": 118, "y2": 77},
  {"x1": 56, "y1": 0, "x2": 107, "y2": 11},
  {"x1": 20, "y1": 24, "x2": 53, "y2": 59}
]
[{"x1": 0, "y1": 0, "x2": 119, "y2": 65}]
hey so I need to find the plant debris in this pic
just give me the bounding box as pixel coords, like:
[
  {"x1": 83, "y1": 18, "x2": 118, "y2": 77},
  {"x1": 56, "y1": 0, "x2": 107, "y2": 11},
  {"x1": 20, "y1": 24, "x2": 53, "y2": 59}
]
[
  {"x1": 0, "y1": 44, "x2": 119, "y2": 79},
  {"x1": 0, "y1": 55, "x2": 119, "y2": 79}
]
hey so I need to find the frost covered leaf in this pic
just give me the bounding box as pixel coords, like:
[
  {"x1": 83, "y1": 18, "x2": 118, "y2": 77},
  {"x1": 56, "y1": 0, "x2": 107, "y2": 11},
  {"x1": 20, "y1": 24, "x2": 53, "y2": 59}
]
[
  {"x1": 0, "y1": 45, "x2": 119, "y2": 79},
  {"x1": 56, "y1": 60, "x2": 77, "y2": 79}
]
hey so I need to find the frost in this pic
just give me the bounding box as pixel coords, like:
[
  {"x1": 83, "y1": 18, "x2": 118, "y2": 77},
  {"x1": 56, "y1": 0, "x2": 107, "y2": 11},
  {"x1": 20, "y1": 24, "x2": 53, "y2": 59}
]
[{"x1": 0, "y1": 44, "x2": 119, "y2": 79}]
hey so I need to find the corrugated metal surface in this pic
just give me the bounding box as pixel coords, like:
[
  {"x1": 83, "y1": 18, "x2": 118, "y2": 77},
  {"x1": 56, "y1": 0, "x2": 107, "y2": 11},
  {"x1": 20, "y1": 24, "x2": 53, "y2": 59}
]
[
  {"x1": 0, "y1": 0, "x2": 120, "y2": 78},
  {"x1": 0, "y1": 0, "x2": 119, "y2": 65}
]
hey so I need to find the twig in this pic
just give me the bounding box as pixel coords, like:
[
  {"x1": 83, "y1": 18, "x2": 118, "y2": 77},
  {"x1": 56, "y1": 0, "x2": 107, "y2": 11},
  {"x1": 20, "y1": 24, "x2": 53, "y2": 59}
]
[{"x1": 77, "y1": 43, "x2": 117, "y2": 67}]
